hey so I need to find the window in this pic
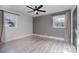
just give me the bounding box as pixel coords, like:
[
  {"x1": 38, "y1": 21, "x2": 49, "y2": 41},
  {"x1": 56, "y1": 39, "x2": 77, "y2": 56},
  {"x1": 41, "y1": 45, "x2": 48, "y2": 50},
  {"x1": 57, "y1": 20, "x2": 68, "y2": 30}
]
[
  {"x1": 53, "y1": 14, "x2": 65, "y2": 28},
  {"x1": 4, "y1": 12, "x2": 18, "y2": 28}
]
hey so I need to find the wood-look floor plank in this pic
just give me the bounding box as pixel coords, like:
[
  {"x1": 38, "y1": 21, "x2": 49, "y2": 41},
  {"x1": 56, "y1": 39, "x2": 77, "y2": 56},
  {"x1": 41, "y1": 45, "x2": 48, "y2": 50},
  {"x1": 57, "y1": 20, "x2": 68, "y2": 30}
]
[{"x1": 0, "y1": 35, "x2": 76, "y2": 53}]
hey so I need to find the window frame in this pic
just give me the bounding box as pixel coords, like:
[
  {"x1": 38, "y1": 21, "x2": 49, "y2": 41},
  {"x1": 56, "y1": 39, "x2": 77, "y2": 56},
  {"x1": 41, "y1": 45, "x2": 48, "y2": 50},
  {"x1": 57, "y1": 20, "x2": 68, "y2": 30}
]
[{"x1": 52, "y1": 14, "x2": 65, "y2": 28}]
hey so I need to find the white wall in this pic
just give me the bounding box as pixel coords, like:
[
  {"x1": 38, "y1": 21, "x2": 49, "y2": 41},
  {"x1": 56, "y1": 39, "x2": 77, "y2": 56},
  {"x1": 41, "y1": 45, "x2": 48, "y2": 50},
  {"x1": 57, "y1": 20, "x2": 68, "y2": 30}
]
[
  {"x1": 3, "y1": 12, "x2": 33, "y2": 42},
  {"x1": 0, "y1": 6, "x2": 33, "y2": 42},
  {"x1": 0, "y1": 5, "x2": 33, "y2": 42},
  {"x1": 71, "y1": 5, "x2": 77, "y2": 44}
]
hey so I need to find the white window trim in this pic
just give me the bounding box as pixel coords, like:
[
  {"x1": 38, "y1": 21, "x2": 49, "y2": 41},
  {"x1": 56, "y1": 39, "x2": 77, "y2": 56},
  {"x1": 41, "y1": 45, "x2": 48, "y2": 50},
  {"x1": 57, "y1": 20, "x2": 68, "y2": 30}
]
[
  {"x1": 53, "y1": 14, "x2": 65, "y2": 28},
  {"x1": 4, "y1": 12, "x2": 18, "y2": 28}
]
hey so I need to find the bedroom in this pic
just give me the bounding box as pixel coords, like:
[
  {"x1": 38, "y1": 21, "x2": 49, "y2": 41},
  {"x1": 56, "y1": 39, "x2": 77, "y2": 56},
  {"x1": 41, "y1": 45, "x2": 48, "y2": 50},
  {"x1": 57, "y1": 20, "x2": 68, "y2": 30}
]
[{"x1": 0, "y1": 5, "x2": 77, "y2": 53}]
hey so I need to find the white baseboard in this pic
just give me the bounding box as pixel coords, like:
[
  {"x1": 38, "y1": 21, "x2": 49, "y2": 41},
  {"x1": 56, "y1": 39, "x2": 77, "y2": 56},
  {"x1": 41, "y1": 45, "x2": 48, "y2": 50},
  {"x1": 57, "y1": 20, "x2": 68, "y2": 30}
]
[
  {"x1": 13, "y1": 34, "x2": 33, "y2": 40},
  {"x1": 4, "y1": 34, "x2": 64, "y2": 43},
  {"x1": 5, "y1": 34, "x2": 33, "y2": 42},
  {"x1": 33, "y1": 34, "x2": 64, "y2": 41}
]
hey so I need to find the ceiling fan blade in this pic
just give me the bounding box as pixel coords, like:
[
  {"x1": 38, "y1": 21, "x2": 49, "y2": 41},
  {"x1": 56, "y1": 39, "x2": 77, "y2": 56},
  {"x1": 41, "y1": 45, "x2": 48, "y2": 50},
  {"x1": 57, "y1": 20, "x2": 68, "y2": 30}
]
[
  {"x1": 27, "y1": 11, "x2": 34, "y2": 13},
  {"x1": 38, "y1": 10, "x2": 46, "y2": 12},
  {"x1": 27, "y1": 6, "x2": 34, "y2": 10},
  {"x1": 37, "y1": 5, "x2": 43, "y2": 9}
]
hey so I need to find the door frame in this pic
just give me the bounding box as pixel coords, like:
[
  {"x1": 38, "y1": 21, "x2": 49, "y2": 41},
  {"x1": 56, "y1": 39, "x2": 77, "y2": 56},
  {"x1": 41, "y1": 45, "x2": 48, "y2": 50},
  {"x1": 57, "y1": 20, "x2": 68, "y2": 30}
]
[{"x1": 0, "y1": 10, "x2": 4, "y2": 43}]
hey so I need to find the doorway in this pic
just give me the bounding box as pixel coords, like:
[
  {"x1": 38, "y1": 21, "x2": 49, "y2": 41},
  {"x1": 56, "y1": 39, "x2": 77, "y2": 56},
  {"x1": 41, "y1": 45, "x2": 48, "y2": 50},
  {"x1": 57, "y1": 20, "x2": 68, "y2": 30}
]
[{"x1": 73, "y1": 7, "x2": 77, "y2": 50}]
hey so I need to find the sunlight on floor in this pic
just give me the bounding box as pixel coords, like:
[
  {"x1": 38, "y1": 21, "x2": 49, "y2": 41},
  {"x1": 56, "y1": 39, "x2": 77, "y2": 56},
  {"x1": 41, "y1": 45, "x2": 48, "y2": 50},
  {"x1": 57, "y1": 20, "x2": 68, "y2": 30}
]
[{"x1": 64, "y1": 44, "x2": 76, "y2": 53}]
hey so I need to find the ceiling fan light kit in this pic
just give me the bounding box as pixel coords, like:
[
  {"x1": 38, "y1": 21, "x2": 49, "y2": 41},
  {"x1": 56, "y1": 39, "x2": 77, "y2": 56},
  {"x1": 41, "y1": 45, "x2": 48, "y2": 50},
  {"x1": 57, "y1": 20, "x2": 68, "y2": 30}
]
[{"x1": 35, "y1": 10, "x2": 38, "y2": 13}]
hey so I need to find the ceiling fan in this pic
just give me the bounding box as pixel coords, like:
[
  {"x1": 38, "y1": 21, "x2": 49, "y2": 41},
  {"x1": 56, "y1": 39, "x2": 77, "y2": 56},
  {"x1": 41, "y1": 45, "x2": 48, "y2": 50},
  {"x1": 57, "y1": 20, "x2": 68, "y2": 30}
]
[{"x1": 27, "y1": 5, "x2": 46, "y2": 14}]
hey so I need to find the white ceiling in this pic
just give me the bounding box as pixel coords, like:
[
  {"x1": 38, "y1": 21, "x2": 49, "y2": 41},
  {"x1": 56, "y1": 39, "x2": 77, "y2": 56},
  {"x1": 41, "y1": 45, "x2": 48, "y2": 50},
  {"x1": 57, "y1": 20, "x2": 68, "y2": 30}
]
[{"x1": 0, "y1": 5, "x2": 74, "y2": 17}]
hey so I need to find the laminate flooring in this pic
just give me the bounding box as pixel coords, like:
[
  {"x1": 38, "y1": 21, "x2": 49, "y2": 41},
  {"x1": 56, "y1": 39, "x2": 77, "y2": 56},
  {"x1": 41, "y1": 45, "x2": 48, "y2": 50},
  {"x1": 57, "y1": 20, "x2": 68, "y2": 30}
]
[{"x1": 0, "y1": 35, "x2": 76, "y2": 53}]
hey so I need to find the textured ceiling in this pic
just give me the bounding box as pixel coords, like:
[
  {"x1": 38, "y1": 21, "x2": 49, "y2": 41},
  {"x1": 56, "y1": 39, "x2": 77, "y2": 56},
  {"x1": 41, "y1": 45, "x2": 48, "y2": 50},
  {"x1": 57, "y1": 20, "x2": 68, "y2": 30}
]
[{"x1": 0, "y1": 5, "x2": 74, "y2": 17}]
